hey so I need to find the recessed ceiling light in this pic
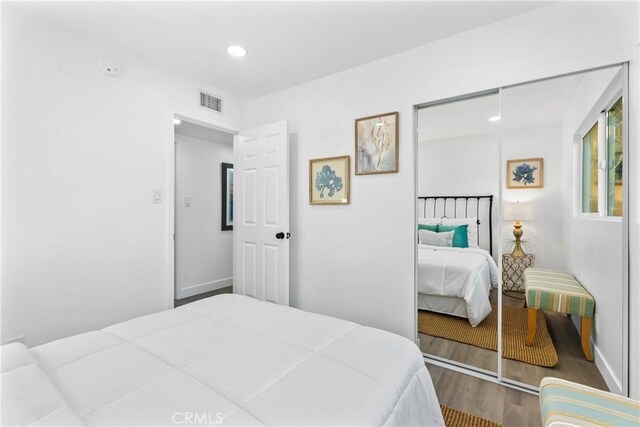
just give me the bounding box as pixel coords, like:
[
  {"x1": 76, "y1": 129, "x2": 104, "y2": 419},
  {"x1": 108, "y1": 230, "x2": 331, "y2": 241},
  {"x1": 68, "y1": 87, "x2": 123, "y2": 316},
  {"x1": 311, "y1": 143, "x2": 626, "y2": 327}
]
[
  {"x1": 227, "y1": 45, "x2": 247, "y2": 57},
  {"x1": 489, "y1": 115, "x2": 501, "y2": 122},
  {"x1": 173, "y1": 118, "x2": 182, "y2": 125}
]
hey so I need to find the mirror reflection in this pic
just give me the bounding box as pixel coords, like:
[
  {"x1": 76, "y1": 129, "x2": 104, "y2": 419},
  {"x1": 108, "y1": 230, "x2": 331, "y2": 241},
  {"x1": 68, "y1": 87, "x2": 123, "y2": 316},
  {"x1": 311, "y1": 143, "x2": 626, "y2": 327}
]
[
  {"x1": 417, "y1": 93, "x2": 501, "y2": 373},
  {"x1": 500, "y1": 66, "x2": 624, "y2": 391},
  {"x1": 417, "y1": 65, "x2": 626, "y2": 395}
]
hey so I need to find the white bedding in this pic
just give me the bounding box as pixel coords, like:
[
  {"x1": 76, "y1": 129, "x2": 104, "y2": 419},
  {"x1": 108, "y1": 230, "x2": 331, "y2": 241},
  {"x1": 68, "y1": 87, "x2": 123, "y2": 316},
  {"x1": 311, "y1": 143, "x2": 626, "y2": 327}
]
[
  {"x1": 1, "y1": 294, "x2": 444, "y2": 427},
  {"x1": 417, "y1": 245, "x2": 499, "y2": 327}
]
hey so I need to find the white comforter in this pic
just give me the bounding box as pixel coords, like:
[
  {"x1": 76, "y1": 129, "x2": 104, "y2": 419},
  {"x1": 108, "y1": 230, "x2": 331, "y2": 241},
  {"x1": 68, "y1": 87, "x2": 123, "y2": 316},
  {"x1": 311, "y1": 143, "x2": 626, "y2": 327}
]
[
  {"x1": 418, "y1": 245, "x2": 499, "y2": 327},
  {"x1": 1, "y1": 294, "x2": 444, "y2": 427}
]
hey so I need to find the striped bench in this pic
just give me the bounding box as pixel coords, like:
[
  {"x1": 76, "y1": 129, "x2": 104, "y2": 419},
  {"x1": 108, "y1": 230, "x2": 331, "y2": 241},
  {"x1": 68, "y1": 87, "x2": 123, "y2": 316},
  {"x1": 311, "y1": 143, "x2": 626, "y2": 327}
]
[
  {"x1": 524, "y1": 268, "x2": 595, "y2": 361},
  {"x1": 540, "y1": 377, "x2": 640, "y2": 427}
]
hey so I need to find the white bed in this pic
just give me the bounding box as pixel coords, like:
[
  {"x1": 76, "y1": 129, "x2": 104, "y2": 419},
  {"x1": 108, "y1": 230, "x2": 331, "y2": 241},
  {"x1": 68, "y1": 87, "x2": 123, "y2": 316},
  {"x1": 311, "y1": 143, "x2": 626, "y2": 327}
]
[
  {"x1": 417, "y1": 244, "x2": 499, "y2": 327},
  {"x1": 1, "y1": 294, "x2": 444, "y2": 426}
]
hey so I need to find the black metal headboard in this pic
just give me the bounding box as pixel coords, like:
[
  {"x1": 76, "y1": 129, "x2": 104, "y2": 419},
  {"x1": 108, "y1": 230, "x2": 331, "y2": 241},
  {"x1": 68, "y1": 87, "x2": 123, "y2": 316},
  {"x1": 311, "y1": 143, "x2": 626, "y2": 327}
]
[{"x1": 418, "y1": 195, "x2": 494, "y2": 256}]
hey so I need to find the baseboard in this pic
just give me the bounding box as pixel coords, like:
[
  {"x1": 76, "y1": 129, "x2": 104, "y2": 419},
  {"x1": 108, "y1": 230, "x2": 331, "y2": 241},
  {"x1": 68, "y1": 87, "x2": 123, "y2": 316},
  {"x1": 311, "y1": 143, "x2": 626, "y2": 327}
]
[
  {"x1": 570, "y1": 315, "x2": 623, "y2": 394},
  {"x1": 593, "y1": 343, "x2": 623, "y2": 394},
  {"x1": 176, "y1": 277, "x2": 233, "y2": 299}
]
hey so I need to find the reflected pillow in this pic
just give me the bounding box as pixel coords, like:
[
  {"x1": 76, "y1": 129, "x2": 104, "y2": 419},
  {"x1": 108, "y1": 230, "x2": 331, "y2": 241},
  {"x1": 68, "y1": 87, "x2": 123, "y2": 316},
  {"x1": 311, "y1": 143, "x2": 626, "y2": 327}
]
[
  {"x1": 441, "y1": 217, "x2": 478, "y2": 248},
  {"x1": 418, "y1": 224, "x2": 439, "y2": 232},
  {"x1": 438, "y1": 224, "x2": 469, "y2": 248},
  {"x1": 418, "y1": 218, "x2": 441, "y2": 226},
  {"x1": 419, "y1": 229, "x2": 454, "y2": 247}
]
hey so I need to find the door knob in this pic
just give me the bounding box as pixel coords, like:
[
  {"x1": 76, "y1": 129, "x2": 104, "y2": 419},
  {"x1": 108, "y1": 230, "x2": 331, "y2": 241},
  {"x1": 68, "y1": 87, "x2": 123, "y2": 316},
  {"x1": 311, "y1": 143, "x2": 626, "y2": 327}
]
[
  {"x1": 275, "y1": 232, "x2": 285, "y2": 239},
  {"x1": 286, "y1": 232, "x2": 291, "y2": 239}
]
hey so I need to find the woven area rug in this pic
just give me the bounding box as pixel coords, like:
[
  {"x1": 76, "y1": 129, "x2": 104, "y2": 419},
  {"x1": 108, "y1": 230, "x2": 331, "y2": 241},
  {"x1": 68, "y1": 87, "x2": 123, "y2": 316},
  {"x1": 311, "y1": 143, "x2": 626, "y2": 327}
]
[
  {"x1": 440, "y1": 405, "x2": 502, "y2": 427},
  {"x1": 418, "y1": 304, "x2": 558, "y2": 367}
]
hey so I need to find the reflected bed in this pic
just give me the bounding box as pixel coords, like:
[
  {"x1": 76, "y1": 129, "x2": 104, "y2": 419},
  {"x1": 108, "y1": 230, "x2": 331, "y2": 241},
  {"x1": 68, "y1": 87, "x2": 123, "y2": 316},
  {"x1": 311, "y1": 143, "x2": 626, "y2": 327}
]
[
  {"x1": 417, "y1": 196, "x2": 497, "y2": 327},
  {"x1": 417, "y1": 245, "x2": 498, "y2": 326}
]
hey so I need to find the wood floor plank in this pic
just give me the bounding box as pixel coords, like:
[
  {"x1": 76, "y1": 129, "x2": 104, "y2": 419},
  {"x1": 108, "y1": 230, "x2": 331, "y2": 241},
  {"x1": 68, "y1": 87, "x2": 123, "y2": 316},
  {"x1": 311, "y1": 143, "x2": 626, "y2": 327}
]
[
  {"x1": 420, "y1": 290, "x2": 608, "y2": 390},
  {"x1": 428, "y1": 364, "x2": 541, "y2": 427},
  {"x1": 174, "y1": 286, "x2": 233, "y2": 307}
]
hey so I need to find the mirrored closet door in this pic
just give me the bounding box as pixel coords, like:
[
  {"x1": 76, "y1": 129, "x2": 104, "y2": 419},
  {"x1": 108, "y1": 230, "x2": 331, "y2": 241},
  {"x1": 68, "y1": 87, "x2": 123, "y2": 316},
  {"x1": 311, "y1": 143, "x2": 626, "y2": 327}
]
[
  {"x1": 416, "y1": 92, "x2": 501, "y2": 375},
  {"x1": 500, "y1": 65, "x2": 625, "y2": 392},
  {"x1": 417, "y1": 64, "x2": 629, "y2": 396}
]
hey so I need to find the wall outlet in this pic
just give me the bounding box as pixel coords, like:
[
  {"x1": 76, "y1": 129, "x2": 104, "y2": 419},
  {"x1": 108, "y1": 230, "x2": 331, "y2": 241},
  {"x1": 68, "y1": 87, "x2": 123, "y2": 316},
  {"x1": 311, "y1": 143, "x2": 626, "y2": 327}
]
[
  {"x1": 6, "y1": 335, "x2": 25, "y2": 344},
  {"x1": 594, "y1": 314, "x2": 599, "y2": 334}
]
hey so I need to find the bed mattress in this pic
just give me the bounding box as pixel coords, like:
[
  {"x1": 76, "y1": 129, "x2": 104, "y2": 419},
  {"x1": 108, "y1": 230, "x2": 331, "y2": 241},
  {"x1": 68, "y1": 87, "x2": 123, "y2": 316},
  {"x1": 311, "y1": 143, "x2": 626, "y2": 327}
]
[
  {"x1": 417, "y1": 245, "x2": 498, "y2": 326},
  {"x1": 1, "y1": 294, "x2": 444, "y2": 426},
  {"x1": 417, "y1": 293, "x2": 468, "y2": 319}
]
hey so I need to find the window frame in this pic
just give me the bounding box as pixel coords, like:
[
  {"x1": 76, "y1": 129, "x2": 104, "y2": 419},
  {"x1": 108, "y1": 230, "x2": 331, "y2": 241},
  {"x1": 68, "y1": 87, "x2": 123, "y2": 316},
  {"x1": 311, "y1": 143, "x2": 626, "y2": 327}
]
[{"x1": 574, "y1": 70, "x2": 624, "y2": 220}]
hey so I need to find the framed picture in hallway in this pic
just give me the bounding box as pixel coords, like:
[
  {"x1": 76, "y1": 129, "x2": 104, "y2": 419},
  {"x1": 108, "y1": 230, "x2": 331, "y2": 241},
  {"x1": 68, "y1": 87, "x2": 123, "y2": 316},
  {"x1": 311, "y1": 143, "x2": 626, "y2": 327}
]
[
  {"x1": 221, "y1": 162, "x2": 233, "y2": 230},
  {"x1": 355, "y1": 111, "x2": 399, "y2": 175},
  {"x1": 309, "y1": 155, "x2": 350, "y2": 205}
]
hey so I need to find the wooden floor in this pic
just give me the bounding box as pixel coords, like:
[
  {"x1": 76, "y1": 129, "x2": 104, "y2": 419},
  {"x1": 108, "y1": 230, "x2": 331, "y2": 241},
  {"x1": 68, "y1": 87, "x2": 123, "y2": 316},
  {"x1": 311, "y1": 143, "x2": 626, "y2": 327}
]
[
  {"x1": 174, "y1": 286, "x2": 233, "y2": 308},
  {"x1": 428, "y1": 363, "x2": 541, "y2": 426},
  {"x1": 420, "y1": 290, "x2": 608, "y2": 391}
]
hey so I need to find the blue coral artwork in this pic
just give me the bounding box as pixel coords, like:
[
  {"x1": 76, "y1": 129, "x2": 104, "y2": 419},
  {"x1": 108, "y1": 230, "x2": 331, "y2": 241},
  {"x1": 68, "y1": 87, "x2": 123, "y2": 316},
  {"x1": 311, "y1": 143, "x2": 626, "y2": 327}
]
[
  {"x1": 507, "y1": 158, "x2": 543, "y2": 189},
  {"x1": 309, "y1": 156, "x2": 350, "y2": 205},
  {"x1": 513, "y1": 163, "x2": 537, "y2": 185},
  {"x1": 315, "y1": 165, "x2": 343, "y2": 198}
]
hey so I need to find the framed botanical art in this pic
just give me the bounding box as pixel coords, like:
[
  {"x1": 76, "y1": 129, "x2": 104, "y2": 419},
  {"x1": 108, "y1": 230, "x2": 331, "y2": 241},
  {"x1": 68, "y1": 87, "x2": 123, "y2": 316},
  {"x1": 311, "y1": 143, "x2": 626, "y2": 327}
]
[
  {"x1": 309, "y1": 155, "x2": 350, "y2": 205},
  {"x1": 355, "y1": 111, "x2": 398, "y2": 175},
  {"x1": 507, "y1": 158, "x2": 544, "y2": 189},
  {"x1": 221, "y1": 162, "x2": 234, "y2": 230}
]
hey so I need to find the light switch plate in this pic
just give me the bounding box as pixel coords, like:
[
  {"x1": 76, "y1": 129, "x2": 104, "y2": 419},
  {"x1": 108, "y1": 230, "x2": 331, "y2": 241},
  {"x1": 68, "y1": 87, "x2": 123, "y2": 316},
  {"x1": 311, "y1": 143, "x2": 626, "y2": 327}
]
[
  {"x1": 185, "y1": 197, "x2": 191, "y2": 207},
  {"x1": 153, "y1": 189, "x2": 162, "y2": 204}
]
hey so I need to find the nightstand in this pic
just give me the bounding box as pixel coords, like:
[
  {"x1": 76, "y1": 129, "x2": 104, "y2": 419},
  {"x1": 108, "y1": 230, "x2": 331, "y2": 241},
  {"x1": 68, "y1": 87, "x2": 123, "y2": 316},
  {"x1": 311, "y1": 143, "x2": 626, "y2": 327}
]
[{"x1": 502, "y1": 253, "x2": 534, "y2": 298}]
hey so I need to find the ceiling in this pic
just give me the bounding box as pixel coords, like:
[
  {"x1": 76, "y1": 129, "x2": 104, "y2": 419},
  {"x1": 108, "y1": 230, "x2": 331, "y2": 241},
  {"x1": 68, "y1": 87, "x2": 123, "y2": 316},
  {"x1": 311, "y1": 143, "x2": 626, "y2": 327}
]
[
  {"x1": 175, "y1": 119, "x2": 234, "y2": 145},
  {"x1": 419, "y1": 93, "x2": 502, "y2": 141},
  {"x1": 418, "y1": 67, "x2": 619, "y2": 142},
  {"x1": 14, "y1": 1, "x2": 551, "y2": 99}
]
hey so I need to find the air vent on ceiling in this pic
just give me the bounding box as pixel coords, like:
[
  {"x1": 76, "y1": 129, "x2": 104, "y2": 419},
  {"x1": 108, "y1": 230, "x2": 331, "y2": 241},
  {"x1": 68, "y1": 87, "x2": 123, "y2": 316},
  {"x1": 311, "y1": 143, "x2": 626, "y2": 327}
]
[{"x1": 200, "y1": 91, "x2": 223, "y2": 113}]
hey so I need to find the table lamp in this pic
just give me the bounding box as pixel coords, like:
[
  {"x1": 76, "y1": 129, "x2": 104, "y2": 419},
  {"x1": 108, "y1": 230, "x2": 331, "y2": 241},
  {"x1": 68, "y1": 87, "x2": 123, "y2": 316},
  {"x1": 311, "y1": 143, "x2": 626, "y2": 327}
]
[{"x1": 503, "y1": 201, "x2": 533, "y2": 257}]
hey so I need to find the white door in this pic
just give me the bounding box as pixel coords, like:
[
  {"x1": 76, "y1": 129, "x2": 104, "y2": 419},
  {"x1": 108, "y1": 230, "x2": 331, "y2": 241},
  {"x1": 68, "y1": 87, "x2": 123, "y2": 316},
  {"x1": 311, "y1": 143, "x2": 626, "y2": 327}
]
[{"x1": 233, "y1": 121, "x2": 289, "y2": 305}]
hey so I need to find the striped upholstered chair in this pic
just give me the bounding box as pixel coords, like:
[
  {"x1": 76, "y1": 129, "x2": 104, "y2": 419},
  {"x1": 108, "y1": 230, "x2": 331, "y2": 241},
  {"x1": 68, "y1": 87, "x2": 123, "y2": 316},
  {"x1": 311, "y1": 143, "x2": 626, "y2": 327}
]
[
  {"x1": 524, "y1": 268, "x2": 595, "y2": 361},
  {"x1": 540, "y1": 377, "x2": 640, "y2": 427}
]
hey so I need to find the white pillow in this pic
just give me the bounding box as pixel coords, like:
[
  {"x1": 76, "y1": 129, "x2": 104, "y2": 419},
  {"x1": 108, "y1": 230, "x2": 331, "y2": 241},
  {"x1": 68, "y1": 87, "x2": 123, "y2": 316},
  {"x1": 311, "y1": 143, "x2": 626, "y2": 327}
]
[
  {"x1": 418, "y1": 218, "x2": 441, "y2": 226},
  {"x1": 440, "y1": 217, "x2": 478, "y2": 248},
  {"x1": 419, "y1": 229, "x2": 454, "y2": 247}
]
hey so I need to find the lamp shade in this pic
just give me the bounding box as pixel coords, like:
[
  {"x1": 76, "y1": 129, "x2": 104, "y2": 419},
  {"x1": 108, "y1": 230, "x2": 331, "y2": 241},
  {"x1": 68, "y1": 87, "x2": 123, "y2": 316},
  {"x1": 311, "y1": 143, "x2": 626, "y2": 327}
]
[{"x1": 504, "y1": 202, "x2": 533, "y2": 221}]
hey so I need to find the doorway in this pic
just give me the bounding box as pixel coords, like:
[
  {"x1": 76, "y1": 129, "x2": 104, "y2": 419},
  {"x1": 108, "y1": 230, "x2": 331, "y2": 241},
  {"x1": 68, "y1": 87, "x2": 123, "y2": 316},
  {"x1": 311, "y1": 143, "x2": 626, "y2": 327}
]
[{"x1": 173, "y1": 117, "x2": 235, "y2": 306}]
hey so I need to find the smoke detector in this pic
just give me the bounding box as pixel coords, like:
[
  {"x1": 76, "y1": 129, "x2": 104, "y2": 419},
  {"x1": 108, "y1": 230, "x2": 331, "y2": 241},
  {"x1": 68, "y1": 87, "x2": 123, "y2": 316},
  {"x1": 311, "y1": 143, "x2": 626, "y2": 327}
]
[{"x1": 96, "y1": 57, "x2": 121, "y2": 76}]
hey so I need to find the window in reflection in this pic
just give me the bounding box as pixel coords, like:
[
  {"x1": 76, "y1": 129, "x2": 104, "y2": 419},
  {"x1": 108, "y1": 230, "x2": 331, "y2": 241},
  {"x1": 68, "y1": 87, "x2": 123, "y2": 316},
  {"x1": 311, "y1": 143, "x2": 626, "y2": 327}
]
[{"x1": 582, "y1": 123, "x2": 599, "y2": 214}]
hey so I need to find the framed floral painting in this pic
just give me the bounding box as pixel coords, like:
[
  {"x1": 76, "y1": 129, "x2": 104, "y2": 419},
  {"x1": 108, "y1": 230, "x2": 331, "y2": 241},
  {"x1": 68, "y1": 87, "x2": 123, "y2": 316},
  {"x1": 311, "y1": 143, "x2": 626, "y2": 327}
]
[
  {"x1": 507, "y1": 158, "x2": 544, "y2": 189},
  {"x1": 309, "y1": 155, "x2": 350, "y2": 205},
  {"x1": 355, "y1": 111, "x2": 398, "y2": 175}
]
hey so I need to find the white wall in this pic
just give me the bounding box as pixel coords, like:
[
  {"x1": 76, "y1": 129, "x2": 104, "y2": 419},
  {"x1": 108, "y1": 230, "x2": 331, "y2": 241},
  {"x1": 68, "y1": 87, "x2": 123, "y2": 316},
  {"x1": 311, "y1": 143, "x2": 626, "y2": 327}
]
[
  {"x1": 629, "y1": 30, "x2": 640, "y2": 400},
  {"x1": 244, "y1": 1, "x2": 639, "y2": 395},
  {"x1": 418, "y1": 132, "x2": 500, "y2": 258},
  {"x1": 1, "y1": 6, "x2": 244, "y2": 346},
  {"x1": 175, "y1": 134, "x2": 233, "y2": 300},
  {"x1": 559, "y1": 68, "x2": 625, "y2": 393}
]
